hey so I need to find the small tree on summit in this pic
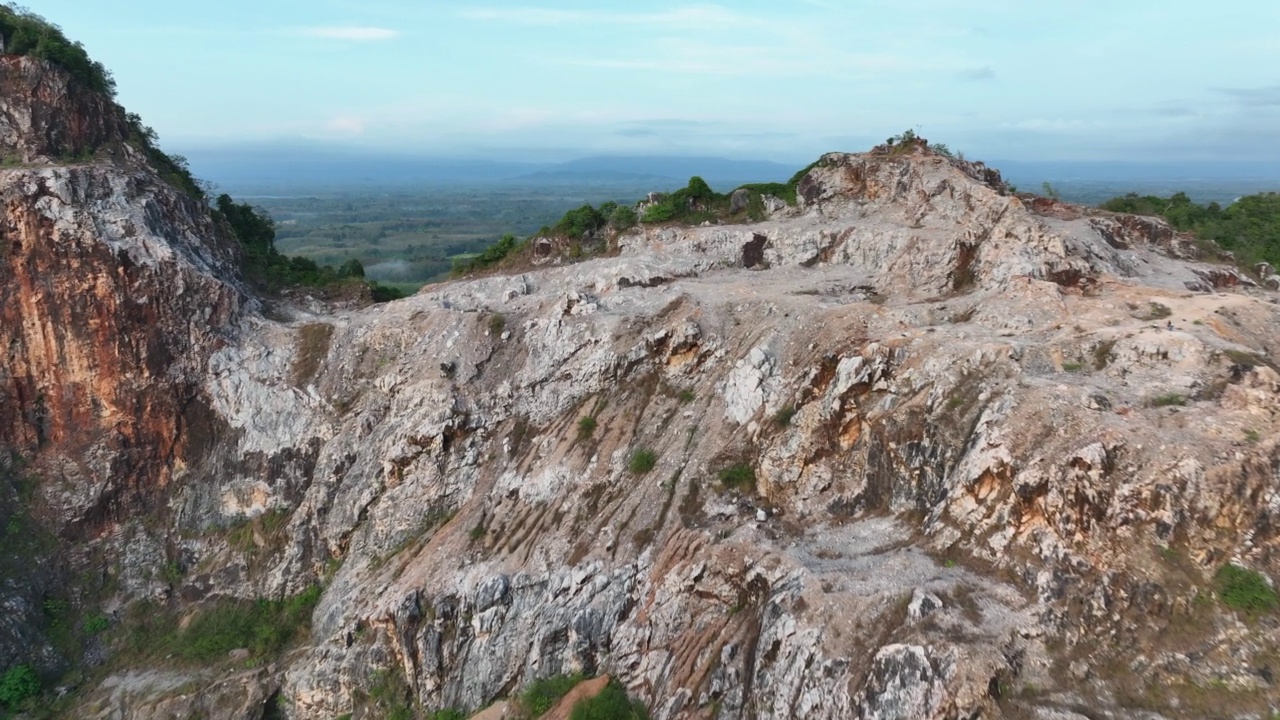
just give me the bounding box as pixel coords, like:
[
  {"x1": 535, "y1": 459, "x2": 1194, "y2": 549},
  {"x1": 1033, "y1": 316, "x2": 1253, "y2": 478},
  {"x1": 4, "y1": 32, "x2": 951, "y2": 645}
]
[{"x1": 337, "y1": 258, "x2": 365, "y2": 279}]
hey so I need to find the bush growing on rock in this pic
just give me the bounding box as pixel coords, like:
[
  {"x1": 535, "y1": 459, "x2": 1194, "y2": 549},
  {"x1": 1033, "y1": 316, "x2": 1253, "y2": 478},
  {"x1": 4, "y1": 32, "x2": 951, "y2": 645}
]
[
  {"x1": 628, "y1": 449, "x2": 657, "y2": 475},
  {"x1": 521, "y1": 673, "x2": 585, "y2": 717},
  {"x1": 0, "y1": 664, "x2": 40, "y2": 708},
  {"x1": 1215, "y1": 564, "x2": 1278, "y2": 613},
  {"x1": 452, "y1": 233, "x2": 522, "y2": 274},
  {"x1": 578, "y1": 416, "x2": 597, "y2": 440},
  {"x1": 718, "y1": 463, "x2": 756, "y2": 492},
  {"x1": 570, "y1": 678, "x2": 650, "y2": 720}
]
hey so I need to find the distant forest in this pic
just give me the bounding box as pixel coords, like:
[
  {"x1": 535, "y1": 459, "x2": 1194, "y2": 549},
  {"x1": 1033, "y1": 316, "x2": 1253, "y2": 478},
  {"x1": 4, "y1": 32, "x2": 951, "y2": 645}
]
[{"x1": 1101, "y1": 191, "x2": 1280, "y2": 266}]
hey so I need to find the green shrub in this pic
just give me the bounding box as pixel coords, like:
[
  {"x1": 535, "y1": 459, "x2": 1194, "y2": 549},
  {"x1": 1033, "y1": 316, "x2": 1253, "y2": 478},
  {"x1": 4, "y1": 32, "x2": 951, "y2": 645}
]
[
  {"x1": 610, "y1": 205, "x2": 638, "y2": 230},
  {"x1": 737, "y1": 182, "x2": 797, "y2": 207},
  {"x1": 554, "y1": 205, "x2": 607, "y2": 239},
  {"x1": 0, "y1": 664, "x2": 39, "y2": 708},
  {"x1": 1215, "y1": 564, "x2": 1278, "y2": 613},
  {"x1": 676, "y1": 389, "x2": 695, "y2": 404},
  {"x1": 469, "y1": 523, "x2": 486, "y2": 541},
  {"x1": 489, "y1": 313, "x2": 506, "y2": 335},
  {"x1": 452, "y1": 233, "x2": 523, "y2": 274},
  {"x1": 641, "y1": 176, "x2": 726, "y2": 224},
  {"x1": 718, "y1": 463, "x2": 756, "y2": 491},
  {"x1": 773, "y1": 406, "x2": 797, "y2": 427},
  {"x1": 1061, "y1": 361, "x2": 1084, "y2": 373},
  {"x1": 628, "y1": 449, "x2": 657, "y2": 475},
  {"x1": 1151, "y1": 393, "x2": 1186, "y2": 407},
  {"x1": 521, "y1": 673, "x2": 585, "y2": 717},
  {"x1": 83, "y1": 613, "x2": 109, "y2": 634},
  {"x1": 429, "y1": 710, "x2": 468, "y2": 720},
  {"x1": 577, "y1": 416, "x2": 597, "y2": 440},
  {"x1": 569, "y1": 679, "x2": 650, "y2": 720}
]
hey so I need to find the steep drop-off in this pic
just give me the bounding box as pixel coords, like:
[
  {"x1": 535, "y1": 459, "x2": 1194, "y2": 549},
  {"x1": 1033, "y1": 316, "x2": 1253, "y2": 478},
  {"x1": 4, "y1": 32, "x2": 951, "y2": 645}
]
[{"x1": 3, "y1": 50, "x2": 1280, "y2": 720}]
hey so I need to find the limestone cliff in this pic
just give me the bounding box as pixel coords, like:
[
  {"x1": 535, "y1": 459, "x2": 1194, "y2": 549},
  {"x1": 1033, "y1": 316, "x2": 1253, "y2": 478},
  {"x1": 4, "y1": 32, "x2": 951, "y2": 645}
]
[
  {"x1": 0, "y1": 55, "x2": 244, "y2": 677},
  {"x1": 3, "y1": 54, "x2": 1280, "y2": 720}
]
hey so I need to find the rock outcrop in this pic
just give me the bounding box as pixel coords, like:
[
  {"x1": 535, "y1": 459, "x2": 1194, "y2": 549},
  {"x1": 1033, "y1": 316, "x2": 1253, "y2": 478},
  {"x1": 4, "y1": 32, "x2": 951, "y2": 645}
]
[{"x1": 4, "y1": 57, "x2": 1280, "y2": 720}]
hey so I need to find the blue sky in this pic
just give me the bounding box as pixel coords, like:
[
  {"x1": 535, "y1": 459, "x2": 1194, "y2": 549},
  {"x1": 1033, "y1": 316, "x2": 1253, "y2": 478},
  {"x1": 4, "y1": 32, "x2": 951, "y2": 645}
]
[{"x1": 27, "y1": 0, "x2": 1280, "y2": 163}]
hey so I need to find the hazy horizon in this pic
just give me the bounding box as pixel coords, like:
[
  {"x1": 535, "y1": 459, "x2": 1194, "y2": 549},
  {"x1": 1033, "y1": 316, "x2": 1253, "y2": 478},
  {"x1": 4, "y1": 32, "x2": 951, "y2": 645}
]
[{"x1": 24, "y1": 0, "x2": 1280, "y2": 167}]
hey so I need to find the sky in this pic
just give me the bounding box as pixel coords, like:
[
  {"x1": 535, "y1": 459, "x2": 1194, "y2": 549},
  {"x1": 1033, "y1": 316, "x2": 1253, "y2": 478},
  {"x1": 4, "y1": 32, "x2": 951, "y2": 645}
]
[{"x1": 24, "y1": 0, "x2": 1280, "y2": 164}]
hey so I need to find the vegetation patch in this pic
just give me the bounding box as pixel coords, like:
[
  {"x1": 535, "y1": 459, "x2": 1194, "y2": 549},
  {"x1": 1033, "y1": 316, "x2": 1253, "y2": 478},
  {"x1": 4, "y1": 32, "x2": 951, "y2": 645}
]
[
  {"x1": 717, "y1": 462, "x2": 757, "y2": 492},
  {"x1": 290, "y1": 323, "x2": 334, "y2": 387},
  {"x1": 569, "y1": 678, "x2": 650, "y2": 720},
  {"x1": 452, "y1": 233, "x2": 523, "y2": 274},
  {"x1": 628, "y1": 449, "x2": 657, "y2": 475},
  {"x1": 1150, "y1": 393, "x2": 1187, "y2": 408},
  {"x1": 363, "y1": 668, "x2": 418, "y2": 720},
  {"x1": 1061, "y1": 361, "x2": 1085, "y2": 373},
  {"x1": 521, "y1": 673, "x2": 585, "y2": 717},
  {"x1": 773, "y1": 406, "x2": 797, "y2": 427},
  {"x1": 1101, "y1": 191, "x2": 1280, "y2": 267},
  {"x1": 1093, "y1": 339, "x2": 1116, "y2": 370},
  {"x1": 577, "y1": 416, "x2": 597, "y2": 440},
  {"x1": 1215, "y1": 564, "x2": 1278, "y2": 613},
  {"x1": 112, "y1": 586, "x2": 322, "y2": 666},
  {"x1": 1223, "y1": 348, "x2": 1275, "y2": 371},
  {"x1": 488, "y1": 313, "x2": 506, "y2": 335},
  {"x1": 217, "y1": 195, "x2": 405, "y2": 301},
  {"x1": 0, "y1": 664, "x2": 40, "y2": 711}
]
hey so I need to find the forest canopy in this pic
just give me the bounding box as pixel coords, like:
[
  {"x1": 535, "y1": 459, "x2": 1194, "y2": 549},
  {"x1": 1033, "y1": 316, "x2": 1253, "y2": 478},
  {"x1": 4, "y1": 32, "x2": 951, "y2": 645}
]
[{"x1": 1101, "y1": 191, "x2": 1280, "y2": 266}]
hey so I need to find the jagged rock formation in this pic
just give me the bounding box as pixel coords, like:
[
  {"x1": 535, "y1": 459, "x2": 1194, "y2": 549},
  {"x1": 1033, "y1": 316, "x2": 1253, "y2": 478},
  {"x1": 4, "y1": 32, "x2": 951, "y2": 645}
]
[{"x1": 4, "y1": 54, "x2": 1280, "y2": 720}]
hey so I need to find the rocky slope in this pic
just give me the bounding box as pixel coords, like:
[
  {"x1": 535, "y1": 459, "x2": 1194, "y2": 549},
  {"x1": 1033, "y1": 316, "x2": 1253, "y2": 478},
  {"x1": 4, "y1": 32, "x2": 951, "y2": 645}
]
[{"x1": 4, "y1": 56, "x2": 1280, "y2": 720}]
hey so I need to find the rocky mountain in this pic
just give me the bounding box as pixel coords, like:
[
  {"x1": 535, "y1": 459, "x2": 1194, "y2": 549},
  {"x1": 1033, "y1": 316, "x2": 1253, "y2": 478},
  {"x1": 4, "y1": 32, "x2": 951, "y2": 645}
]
[{"x1": 3, "y1": 39, "x2": 1280, "y2": 720}]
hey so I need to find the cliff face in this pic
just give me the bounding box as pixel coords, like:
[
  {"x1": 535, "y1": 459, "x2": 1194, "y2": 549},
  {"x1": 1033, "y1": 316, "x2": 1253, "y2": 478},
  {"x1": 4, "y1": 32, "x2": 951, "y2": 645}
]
[
  {"x1": 0, "y1": 57, "x2": 244, "y2": 678},
  {"x1": 4, "y1": 58, "x2": 1280, "y2": 719},
  {"x1": 0, "y1": 162, "x2": 243, "y2": 531},
  {"x1": 0, "y1": 56, "x2": 131, "y2": 163}
]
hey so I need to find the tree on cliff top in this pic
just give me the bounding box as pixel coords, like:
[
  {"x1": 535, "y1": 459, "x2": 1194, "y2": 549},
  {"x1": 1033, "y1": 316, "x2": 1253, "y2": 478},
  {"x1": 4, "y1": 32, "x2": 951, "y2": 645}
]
[{"x1": 0, "y1": 5, "x2": 116, "y2": 96}]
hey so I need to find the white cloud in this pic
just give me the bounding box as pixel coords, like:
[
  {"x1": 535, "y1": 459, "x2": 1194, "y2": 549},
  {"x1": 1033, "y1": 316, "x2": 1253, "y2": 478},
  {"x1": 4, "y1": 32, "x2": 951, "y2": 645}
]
[
  {"x1": 324, "y1": 116, "x2": 368, "y2": 134},
  {"x1": 297, "y1": 26, "x2": 399, "y2": 41}
]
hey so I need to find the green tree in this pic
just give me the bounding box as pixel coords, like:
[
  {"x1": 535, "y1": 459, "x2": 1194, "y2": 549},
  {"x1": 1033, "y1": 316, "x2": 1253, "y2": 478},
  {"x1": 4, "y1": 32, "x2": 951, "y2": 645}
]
[{"x1": 337, "y1": 258, "x2": 366, "y2": 279}]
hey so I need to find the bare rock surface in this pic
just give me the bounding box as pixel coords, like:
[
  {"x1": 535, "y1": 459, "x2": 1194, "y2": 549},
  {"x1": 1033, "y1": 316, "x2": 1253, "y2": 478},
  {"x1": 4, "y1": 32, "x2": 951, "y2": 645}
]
[
  {"x1": 143, "y1": 146, "x2": 1280, "y2": 720},
  {"x1": 2, "y1": 76, "x2": 1278, "y2": 719}
]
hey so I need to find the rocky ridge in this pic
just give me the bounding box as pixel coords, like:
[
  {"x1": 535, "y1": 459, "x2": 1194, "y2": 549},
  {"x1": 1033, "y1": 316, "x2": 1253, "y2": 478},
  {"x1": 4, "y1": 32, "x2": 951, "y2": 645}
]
[{"x1": 3, "y1": 56, "x2": 1280, "y2": 720}]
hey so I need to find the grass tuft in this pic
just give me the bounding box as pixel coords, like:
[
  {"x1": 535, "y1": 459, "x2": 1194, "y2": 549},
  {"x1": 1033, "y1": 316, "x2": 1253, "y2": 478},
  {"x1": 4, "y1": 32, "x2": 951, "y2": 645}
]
[
  {"x1": 628, "y1": 449, "x2": 657, "y2": 475},
  {"x1": 717, "y1": 463, "x2": 756, "y2": 492}
]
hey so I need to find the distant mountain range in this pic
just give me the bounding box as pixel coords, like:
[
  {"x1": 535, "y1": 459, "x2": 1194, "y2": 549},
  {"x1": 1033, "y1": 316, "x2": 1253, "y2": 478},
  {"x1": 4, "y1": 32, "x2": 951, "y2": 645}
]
[
  {"x1": 181, "y1": 145, "x2": 798, "y2": 192},
  {"x1": 180, "y1": 143, "x2": 1279, "y2": 202}
]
